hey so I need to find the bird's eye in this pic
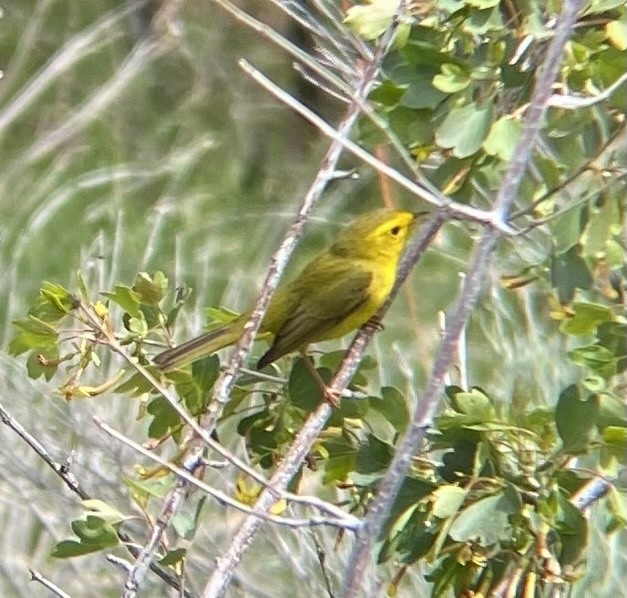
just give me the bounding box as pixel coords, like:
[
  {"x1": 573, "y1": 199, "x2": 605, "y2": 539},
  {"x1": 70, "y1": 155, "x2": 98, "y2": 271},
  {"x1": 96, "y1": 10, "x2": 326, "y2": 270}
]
[{"x1": 390, "y1": 225, "x2": 401, "y2": 236}]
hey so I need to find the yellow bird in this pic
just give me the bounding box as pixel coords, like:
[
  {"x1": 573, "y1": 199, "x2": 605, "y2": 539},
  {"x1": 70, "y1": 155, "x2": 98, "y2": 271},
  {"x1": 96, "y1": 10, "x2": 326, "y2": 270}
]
[{"x1": 154, "y1": 209, "x2": 417, "y2": 372}]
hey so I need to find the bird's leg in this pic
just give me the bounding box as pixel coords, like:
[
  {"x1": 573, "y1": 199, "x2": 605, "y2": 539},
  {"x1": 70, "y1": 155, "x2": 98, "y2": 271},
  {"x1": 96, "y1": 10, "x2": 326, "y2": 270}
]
[
  {"x1": 300, "y1": 353, "x2": 342, "y2": 408},
  {"x1": 365, "y1": 315, "x2": 384, "y2": 332}
]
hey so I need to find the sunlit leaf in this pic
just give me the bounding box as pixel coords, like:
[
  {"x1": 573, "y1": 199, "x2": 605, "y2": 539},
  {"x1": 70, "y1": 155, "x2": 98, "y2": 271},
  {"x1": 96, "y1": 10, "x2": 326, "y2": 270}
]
[
  {"x1": 449, "y1": 493, "x2": 510, "y2": 546},
  {"x1": 102, "y1": 284, "x2": 142, "y2": 318},
  {"x1": 431, "y1": 485, "x2": 467, "y2": 519},
  {"x1": 483, "y1": 116, "x2": 523, "y2": 161},
  {"x1": 432, "y1": 63, "x2": 471, "y2": 93},
  {"x1": 133, "y1": 271, "x2": 168, "y2": 306},
  {"x1": 560, "y1": 302, "x2": 614, "y2": 335},
  {"x1": 436, "y1": 102, "x2": 493, "y2": 157},
  {"x1": 345, "y1": 0, "x2": 398, "y2": 40}
]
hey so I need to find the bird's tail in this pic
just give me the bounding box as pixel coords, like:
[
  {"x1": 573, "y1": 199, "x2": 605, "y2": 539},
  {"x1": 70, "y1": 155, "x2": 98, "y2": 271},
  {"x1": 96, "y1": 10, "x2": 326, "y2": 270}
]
[{"x1": 153, "y1": 322, "x2": 243, "y2": 371}]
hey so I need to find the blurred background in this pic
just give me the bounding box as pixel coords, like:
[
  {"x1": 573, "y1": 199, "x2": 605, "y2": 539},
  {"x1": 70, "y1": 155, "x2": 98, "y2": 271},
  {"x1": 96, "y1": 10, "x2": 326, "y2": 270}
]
[{"x1": 0, "y1": 1, "x2": 622, "y2": 596}]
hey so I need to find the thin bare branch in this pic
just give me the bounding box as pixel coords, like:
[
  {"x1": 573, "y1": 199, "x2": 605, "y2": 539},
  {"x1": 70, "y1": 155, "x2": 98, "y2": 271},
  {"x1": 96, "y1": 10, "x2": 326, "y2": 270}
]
[
  {"x1": 94, "y1": 417, "x2": 361, "y2": 530},
  {"x1": 0, "y1": 399, "x2": 88, "y2": 499},
  {"x1": 122, "y1": 482, "x2": 188, "y2": 598},
  {"x1": 29, "y1": 569, "x2": 72, "y2": 598},
  {"x1": 238, "y1": 60, "x2": 516, "y2": 234},
  {"x1": 208, "y1": 0, "x2": 354, "y2": 99},
  {"x1": 0, "y1": 398, "x2": 191, "y2": 596},
  {"x1": 78, "y1": 301, "x2": 355, "y2": 522}
]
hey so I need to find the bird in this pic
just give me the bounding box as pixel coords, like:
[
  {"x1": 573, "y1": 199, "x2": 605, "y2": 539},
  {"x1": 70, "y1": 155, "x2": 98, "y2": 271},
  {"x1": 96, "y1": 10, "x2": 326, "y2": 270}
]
[{"x1": 153, "y1": 208, "x2": 417, "y2": 374}]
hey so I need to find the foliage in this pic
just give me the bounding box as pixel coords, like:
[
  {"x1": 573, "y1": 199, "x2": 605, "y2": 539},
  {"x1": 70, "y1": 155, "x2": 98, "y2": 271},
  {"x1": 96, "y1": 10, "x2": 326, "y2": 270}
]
[
  {"x1": 9, "y1": 256, "x2": 626, "y2": 593},
  {"x1": 3, "y1": 0, "x2": 627, "y2": 595}
]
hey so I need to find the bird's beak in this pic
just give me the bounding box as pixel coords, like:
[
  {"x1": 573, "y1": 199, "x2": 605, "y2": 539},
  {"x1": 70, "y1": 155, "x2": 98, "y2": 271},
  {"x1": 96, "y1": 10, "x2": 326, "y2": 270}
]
[{"x1": 412, "y1": 210, "x2": 431, "y2": 222}]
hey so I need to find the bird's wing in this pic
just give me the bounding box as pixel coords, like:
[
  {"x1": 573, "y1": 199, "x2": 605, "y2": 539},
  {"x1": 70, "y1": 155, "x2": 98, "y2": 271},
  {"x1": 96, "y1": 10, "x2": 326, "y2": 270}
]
[{"x1": 258, "y1": 263, "x2": 372, "y2": 368}]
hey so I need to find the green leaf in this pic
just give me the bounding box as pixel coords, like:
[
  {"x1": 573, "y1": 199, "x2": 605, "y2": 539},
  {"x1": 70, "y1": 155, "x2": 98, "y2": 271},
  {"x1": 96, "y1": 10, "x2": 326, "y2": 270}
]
[
  {"x1": 597, "y1": 393, "x2": 627, "y2": 430},
  {"x1": 323, "y1": 446, "x2": 358, "y2": 485},
  {"x1": 369, "y1": 386, "x2": 410, "y2": 434},
  {"x1": 606, "y1": 19, "x2": 627, "y2": 51},
  {"x1": 586, "y1": 0, "x2": 627, "y2": 13},
  {"x1": 432, "y1": 63, "x2": 471, "y2": 93},
  {"x1": 568, "y1": 344, "x2": 617, "y2": 379},
  {"x1": 147, "y1": 396, "x2": 181, "y2": 439},
  {"x1": 556, "y1": 495, "x2": 588, "y2": 564},
  {"x1": 431, "y1": 485, "x2": 468, "y2": 519},
  {"x1": 555, "y1": 385, "x2": 599, "y2": 453},
  {"x1": 369, "y1": 80, "x2": 405, "y2": 106},
  {"x1": 464, "y1": 0, "x2": 500, "y2": 7},
  {"x1": 39, "y1": 282, "x2": 76, "y2": 318},
  {"x1": 483, "y1": 116, "x2": 523, "y2": 161},
  {"x1": 159, "y1": 547, "x2": 187, "y2": 567},
  {"x1": 288, "y1": 358, "x2": 327, "y2": 411},
  {"x1": 602, "y1": 426, "x2": 627, "y2": 447},
  {"x1": 26, "y1": 347, "x2": 60, "y2": 380},
  {"x1": 125, "y1": 476, "x2": 173, "y2": 507},
  {"x1": 597, "y1": 322, "x2": 627, "y2": 372},
  {"x1": 356, "y1": 434, "x2": 394, "y2": 474},
  {"x1": 133, "y1": 271, "x2": 168, "y2": 306},
  {"x1": 191, "y1": 354, "x2": 220, "y2": 397},
  {"x1": 344, "y1": 0, "x2": 397, "y2": 40},
  {"x1": 382, "y1": 476, "x2": 437, "y2": 538},
  {"x1": 438, "y1": 440, "x2": 478, "y2": 481},
  {"x1": 451, "y1": 388, "x2": 497, "y2": 423},
  {"x1": 115, "y1": 370, "x2": 158, "y2": 396},
  {"x1": 52, "y1": 540, "x2": 105, "y2": 558},
  {"x1": 560, "y1": 302, "x2": 614, "y2": 335},
  {"x1": 605, "y1": 486, "x2": 627, "y2": 533},
  {"x1": 72, "y1": 516, "x2": 118, "y2": 546},
  {"x1": 449, "y1": 493, "x2": 510, "y2": 546},
  {"x1": 82, "y1": 500, "x2": 127, "y2": 524},
  {"x1": 51, "y1": 515, "x2": 121, "y2": 557},
  {"x1": 9, "y1": 316, "x2": 59, "y2": 355},
  {"x1": 102, "y1": 284, "x2": 142, "y2": 318},
  {"x1": 583, "y1": 198, "x2": 618, "y2": 257},
  {"x1": 550, "y1": 246, "x2": 593, "y2": 304},
  {"x1": 128, "y1": 315, "x2": 148, "y2": 336},
  {"x1": 172, "y1": 512, "x2": 197, "y2": 539},
  {"x1": 401, "y1": 82, "x2": 448, "y2": 109},
  {"x1": 381, "y1": 506, "x2": 438, "y2": 565},
  {"x1": 435, "y1": 102, "x2": 493, "y2": 158},
  {"x1": 551, "y1": 204, "x2": 586, "y2": 254}
]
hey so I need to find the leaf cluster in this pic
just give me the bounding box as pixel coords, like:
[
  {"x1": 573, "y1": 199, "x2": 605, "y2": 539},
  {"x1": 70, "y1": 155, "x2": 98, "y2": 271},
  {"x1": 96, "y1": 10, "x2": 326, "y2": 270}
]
[{"x1": 8, "y1": 265, "x2": 625, "y2": 595}]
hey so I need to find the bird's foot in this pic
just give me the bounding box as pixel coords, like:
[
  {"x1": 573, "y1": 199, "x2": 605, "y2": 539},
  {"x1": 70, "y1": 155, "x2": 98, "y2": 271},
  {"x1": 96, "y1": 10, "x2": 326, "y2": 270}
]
[
  {"x1": 365, "y1": 315, "x2": 384, "y2": 332},
  {"x1": 322, "y1": 386, "x2": 342, "y2": 408}
]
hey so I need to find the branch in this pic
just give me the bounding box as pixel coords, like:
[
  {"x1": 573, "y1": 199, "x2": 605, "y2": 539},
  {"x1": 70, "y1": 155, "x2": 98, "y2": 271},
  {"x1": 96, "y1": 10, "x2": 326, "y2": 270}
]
[
  {"x1": 238, "y1": 60, "x2": 516, "y2": 235},
  {"x1": 122, "y1": 481, "x2": 188, "y2": 598},
  {"x1": 342, "y1": 0, "x2": 585, "y2": 594},
  {"x1": 29, "y1": 569, "x2": 71, "y2": 598},
  {"x1": 198, "y1": 6, "x2": 407, "y2": 437},
  {"x1": 95, "y1": 418, "x2": 360, "y2": 531},
  {"x1": 0, "y1": 398, "x2": 193, "y2": 597}
]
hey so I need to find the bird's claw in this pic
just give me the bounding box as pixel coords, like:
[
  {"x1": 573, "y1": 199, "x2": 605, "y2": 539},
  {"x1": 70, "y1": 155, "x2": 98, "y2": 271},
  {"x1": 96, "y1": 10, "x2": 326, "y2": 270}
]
[
  {"x1": 366, "y1": 315, "x2": 384, "y2": 332},
  {"x1": 323, "y1": 386, "x2": 342, "y2": 408}
]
